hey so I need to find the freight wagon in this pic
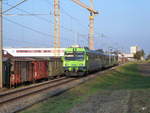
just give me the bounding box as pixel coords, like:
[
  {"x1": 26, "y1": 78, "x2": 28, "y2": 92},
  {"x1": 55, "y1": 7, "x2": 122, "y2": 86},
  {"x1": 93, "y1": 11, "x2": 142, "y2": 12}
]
[
  {"x1": 3, "y1": 59, "x2": 11, "y2": 88},
  {"x1": 48, "y1": 58, "x2": 64, "y2": 78},
  {"x1": 3, "y1": 57, "x2": 64, "y2": 88}
]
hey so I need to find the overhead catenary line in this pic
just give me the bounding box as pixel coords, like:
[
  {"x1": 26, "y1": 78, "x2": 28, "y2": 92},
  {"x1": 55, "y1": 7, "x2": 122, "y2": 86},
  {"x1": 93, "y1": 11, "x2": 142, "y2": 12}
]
[
  {"x1": 42, "y1": 0, "x2": 53, "y2": 15},
  {"x1": 3, "y1": 14, "x2": 50, "y2": 16},
  {"x1": 61, "y1": 4, "x2": 104, "y2": 40},
  {"x1": 60, "y1": 3, "x2": 89, "y2": 46},
  {"x1": 5, "y1": 38, "x2": 50, "y2": 47},
  {"x1": 43, "y1": 0, "x2": 88, "y2": 34},
  {"x1": 4, "y1": 3, "x2": 82, "y2": 35},
  {"x1": 4, "y1": 17, "x2": 53, "y2": 37},
  {"x1": 3, "y1": 0, "x2": 28, "y2": 14},
  {"x1": 61, "y1": 6, "x2": 88, "y2": 31},
  {"x1": 4, "y1": 3, "x2": 52, "y2": 23},
  {"x1": 4, "y1": 0, "x2": 102, "y2": 45},
  {"x1": 62, "y1": 0, "x2": 101, "y2": 49},
  {"x1": 3, "y1": 0, "x2": 94, "y2": 48}
]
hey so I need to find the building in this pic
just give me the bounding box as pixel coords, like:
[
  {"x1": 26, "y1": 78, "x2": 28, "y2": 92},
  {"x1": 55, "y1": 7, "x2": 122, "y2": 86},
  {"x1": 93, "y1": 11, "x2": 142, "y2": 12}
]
[
  {"x1": 118, "y1": 46, "x2": 141, "y2": 62},
  {"x1": 4, "y1": 48, "x2": 65, "y2": 57},
  {"x1": 130, "y1": 46, "x2": 139, "y2": 54}
]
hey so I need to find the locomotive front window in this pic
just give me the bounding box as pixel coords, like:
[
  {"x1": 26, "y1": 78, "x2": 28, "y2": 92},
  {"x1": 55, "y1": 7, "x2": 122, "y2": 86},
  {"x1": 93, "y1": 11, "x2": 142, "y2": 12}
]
[{"x1": 65, "y1": 52, "x2": 84, "y2": 60}]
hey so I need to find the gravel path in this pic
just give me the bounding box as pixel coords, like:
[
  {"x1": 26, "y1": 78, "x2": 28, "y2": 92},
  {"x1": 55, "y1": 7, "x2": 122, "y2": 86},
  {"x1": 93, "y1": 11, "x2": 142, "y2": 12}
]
[
  {"x1": 68, "y1": 90, "x2": 130, "y2": 113},
  {"x1": 138, "y1": 63, "x2": 150, "y2": 76}
]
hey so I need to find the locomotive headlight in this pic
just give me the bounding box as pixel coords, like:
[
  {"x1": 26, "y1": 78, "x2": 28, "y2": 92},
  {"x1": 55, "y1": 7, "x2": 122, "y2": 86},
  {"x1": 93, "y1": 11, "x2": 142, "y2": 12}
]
[
  {"x1": 79, "y1": 64, "x2": 83, "y2": 66},
  {"x1": 65, "y1": 64, "x2": 69, "y2": 66}
]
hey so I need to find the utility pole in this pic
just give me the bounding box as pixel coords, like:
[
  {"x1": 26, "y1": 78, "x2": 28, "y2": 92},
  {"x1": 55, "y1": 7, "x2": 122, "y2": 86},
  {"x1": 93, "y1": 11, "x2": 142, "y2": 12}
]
[
  {"x1": 0, "y1": 0, "x2": 3, "y2": 88},
  {"x1": 54, "y1": 0, "x2": 60, "y2": 48},
  {"x1": 88, "y1": 0, "x2": 94, "y2": 50}
]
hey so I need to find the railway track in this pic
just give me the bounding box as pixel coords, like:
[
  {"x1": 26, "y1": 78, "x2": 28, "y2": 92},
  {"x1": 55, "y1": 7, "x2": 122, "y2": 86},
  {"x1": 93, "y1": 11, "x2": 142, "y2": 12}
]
[
  {"x1": 0, "y1": 76, "x2": 67, "y2": 97},
  {"x1": 0, "y1": 77, "x2": 77, "y2": 105},
  {"x1": 0, "y1": 65, "x2": 119, "y2": 113}
]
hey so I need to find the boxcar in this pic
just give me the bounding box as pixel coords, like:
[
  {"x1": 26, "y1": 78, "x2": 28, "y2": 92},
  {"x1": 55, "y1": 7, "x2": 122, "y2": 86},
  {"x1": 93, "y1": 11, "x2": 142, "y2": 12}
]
[
  {"x1": 2, "y1": 57, "x2": 64, "y2": 88},
  {"x1": 9, "y1": 58, "x2": 49, "y2": 87},
  {"x1": 48, "y1": 57, "x2": 64, "y2": 78},
  {"x1": 32, "y1": 61, "x2": 48, "y2": 80}
]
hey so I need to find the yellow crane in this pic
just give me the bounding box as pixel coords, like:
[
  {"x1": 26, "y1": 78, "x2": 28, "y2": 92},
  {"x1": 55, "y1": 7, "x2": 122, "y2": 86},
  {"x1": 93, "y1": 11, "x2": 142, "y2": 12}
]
[
  {"x1": 71, "y1": 0, "x2": 98, "y2": 14},
  {"x1": 71, "y1": 0, "x2": 98, "y2": 50}
]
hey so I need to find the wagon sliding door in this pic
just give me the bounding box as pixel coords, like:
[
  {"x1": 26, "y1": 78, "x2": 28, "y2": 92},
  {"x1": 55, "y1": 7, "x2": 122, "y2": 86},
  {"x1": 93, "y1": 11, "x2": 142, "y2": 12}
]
[{"x1": 21, "y1": 62, "x2": 28, "y2": 83}]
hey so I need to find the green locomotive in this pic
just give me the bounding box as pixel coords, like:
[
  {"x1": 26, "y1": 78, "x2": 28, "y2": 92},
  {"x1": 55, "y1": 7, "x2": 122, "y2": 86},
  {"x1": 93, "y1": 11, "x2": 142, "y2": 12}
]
[{"x1": 62, "y1": 46, "x2": 118, "y2": 76}]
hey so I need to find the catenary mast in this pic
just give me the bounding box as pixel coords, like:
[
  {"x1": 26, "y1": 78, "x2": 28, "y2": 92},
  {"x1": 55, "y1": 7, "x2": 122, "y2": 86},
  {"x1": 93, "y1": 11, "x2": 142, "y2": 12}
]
[{"x1": 54, "y1": 0, "x2": 60, "y2": 48}]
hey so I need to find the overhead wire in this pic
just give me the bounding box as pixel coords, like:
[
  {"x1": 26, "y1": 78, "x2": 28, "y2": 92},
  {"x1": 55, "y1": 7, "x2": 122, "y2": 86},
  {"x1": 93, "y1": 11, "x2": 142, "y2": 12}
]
[
  {"x1": 4, "y1": 2, "x2": 89, "y2": 42},
  {"x1": 61, "y1": 1, "x2": 104, "y2": 40},
  {"x1": 4, "y1": 2, "x2": 71, "y2": 47},
  {"x1": 4, "y1": 0, "x2": 101, "y2": 37},
  {"x1": 3, "y1": 0, "x2": 91, "y2": 47},
  {"x1": 4, "y1": 3, "x2": 81, "y2": 35},
  {"x1": 42, "y1": 0, "x2": 53, "y2": 15},
  {"x1": 60, "y1": 4, "x2": 89, "y2": 47},
  {"x1": 60, "y1": 1, "x2": 97, "y2": 47},
  {"x1": 4, "y1": 38, "x2": 50, "y2": 47},
  {"x1": 3, "y1": 0, "x2": 54, "y2": 47},
  {"x1": 4, "y1": 17, "x2": 53, "y2": 37},
  {"x1": 61, "y1": 7, "x2": 88, "y2": 31},
  {"x1": 4, "y1": 3, "x2": 52, "y2": 23},
  {"x1": 41, "y1": 0, "x2": 88, "y2": 37},
  {"x1": 3, "y1": 0, "x2": 28, "y2": 14}
]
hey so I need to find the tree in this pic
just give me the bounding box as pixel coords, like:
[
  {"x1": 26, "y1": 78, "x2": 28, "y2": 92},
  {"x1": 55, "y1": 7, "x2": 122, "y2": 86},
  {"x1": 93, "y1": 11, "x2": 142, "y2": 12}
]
[
  {"x1": 96, "y1": 49, "x2": 104, "y2": 53},
  {"x1": 146, "y1": 54, "x2": 150, "y2": 60},
  {"x1": 112, "y1": 50, "x2": 119, "y2": 55},
  {"x1": 134, "y1": 49, "x2": 145, "y2": 60}
]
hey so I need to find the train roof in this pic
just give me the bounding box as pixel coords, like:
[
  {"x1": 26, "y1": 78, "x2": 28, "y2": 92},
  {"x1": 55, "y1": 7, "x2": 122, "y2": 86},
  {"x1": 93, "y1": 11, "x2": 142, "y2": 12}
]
[
  {"x1": 88, "y1": 50, "x2": 118, "y2": 57},
  {"x1": 64, "y1": 47, "x2": 89, "y2": 52},
  {"x1": 64, "y1": 47, "x2": 118, "y2": 57}
]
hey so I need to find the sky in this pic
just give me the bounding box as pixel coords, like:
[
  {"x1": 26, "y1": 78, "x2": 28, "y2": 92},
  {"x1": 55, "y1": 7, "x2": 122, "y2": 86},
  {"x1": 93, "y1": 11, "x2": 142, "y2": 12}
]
[{"x1": 3, "y1": 0, "x2": 150, "y2": 54}]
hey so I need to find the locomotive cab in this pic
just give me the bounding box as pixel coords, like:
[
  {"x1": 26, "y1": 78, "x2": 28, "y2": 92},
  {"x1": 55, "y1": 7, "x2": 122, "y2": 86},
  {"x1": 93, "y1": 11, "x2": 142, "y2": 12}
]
[{"x1": 63, "y1": 47, "x2": 88, "y2": 76}]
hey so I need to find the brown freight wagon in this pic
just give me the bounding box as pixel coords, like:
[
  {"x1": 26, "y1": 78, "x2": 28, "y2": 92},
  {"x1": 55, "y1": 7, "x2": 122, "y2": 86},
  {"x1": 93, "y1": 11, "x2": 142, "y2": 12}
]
[
  {"x1": 32, "y1": 61, "x2": 48, "y2": 80},
  {"x1": 31, "y1": 57, "x2": 64, "y2": 79},
  {"x1": 9, "y1": 57, "x2": 64, "y2": 87},
  {"x1": 10, "y1": 58, "x2": 34, "y2": 87},
  {"x1": 3, "y1": 57, "x2": 64, "y2": 88},
  {"x1": 10, "y1": 58, "x2": 49, "y2": 87}
]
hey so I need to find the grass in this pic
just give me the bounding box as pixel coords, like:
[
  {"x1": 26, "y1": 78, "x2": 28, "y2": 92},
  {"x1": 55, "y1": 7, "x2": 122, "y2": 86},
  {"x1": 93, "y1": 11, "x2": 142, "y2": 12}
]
[
  {"x1": 91, "y1": 63, "x2": 150, "y2": 90},
  {"x1": 20, "y1": 62, "x2": 150, "y2": 113}
]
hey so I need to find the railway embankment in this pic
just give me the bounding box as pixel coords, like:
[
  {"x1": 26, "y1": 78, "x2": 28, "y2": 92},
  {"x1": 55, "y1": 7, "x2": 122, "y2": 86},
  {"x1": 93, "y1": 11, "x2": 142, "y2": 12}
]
[{"x1": 20, "y1": 62, "x2": 150, "y2": 113}]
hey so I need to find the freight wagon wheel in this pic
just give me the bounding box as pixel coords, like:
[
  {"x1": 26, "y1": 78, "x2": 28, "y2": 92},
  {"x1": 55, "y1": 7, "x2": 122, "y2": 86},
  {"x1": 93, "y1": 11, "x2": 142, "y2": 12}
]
[
  {"x1": 45, "y1": 78, "x2": 48, "y2": 81},
  {"x1": 14, "y1": 83, "x2": 17, "y2": 88},
  {"x1": 32, "y1": 79, "x2": 36, "y2": 84}
]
